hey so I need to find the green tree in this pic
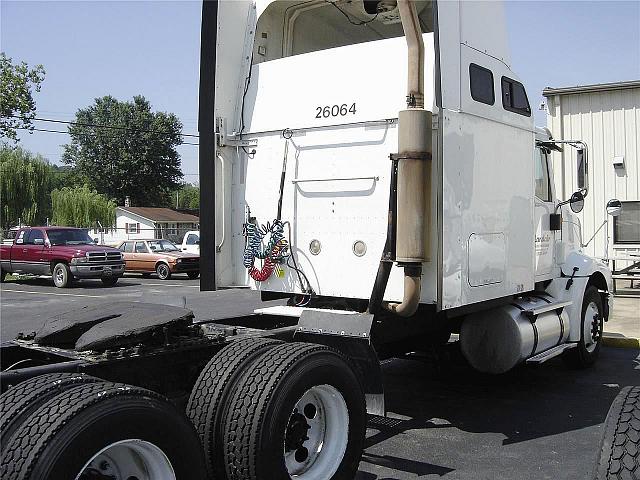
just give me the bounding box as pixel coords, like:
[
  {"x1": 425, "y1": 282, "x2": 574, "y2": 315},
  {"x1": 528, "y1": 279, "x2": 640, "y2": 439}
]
[
  {"x1": 51, "y1": 186, "x2": 116, "y2": 228},
  {"x1": 174, "y1": 183, "x2": 199, "y2": 209},
  {"x1": 0, "y1": 147, "x2": 53, "y2": 229},
  {"x1": 50, "y1": 164, "x2": 87, "y2": 192},
  {"x1": 0, "y1": 54, "x2": 45, "y2": 143},
  {"x1": 62, "y1": 95, "x2": 184, "y2": 206}
]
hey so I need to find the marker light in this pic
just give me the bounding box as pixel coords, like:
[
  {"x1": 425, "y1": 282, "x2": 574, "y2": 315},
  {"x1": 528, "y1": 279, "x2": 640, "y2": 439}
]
[{"x1": 309, "y1": 239, "x2": 321, "y2": 255}]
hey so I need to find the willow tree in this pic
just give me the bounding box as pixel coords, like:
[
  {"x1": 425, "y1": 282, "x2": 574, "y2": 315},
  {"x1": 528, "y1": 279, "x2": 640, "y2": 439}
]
[
  {"x1": 51, "y1": 186, "x2": 116, "y2": 228},
  {"x1": 0, "y1": 147, "x2": 53, "y2": 229}
]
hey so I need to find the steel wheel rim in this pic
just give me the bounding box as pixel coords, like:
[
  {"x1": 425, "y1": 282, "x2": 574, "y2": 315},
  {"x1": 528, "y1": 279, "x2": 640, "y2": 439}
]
[
  {"x1": 54, "y1": 266, "x2": 64, "y2": 285},
  {"x1": 583, "y1": 301, "x2": 601, "y2": 353},
  {"x1": 75, "y1": 439, "x2": 175, "y2": 480},
  {"x1": 157, "y1": 264, "x2": 168, "y2": 279},
  {"x1": 283, "y1": 384, "x2": 349, "y2": 479}
]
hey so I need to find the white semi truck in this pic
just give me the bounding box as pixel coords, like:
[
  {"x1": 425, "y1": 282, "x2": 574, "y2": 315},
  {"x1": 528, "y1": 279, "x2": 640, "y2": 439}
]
[
  {"x1": 0, "y1": 1, "x2": 627, "y2": 480},
  {"x1": 208, "y1": 0, "x2": 614, "y2": 374}
]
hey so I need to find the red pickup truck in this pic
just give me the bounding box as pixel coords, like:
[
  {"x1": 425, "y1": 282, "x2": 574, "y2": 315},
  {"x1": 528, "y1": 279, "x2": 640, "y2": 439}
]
[{"x1": 0, "y1": 227, "x2": 125, "y2": 287}]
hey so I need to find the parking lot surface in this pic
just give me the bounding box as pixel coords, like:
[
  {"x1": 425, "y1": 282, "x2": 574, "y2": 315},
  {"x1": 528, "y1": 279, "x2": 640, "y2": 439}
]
[{"x1": 1, "y1": 275, "x2": 639, "y2": 479}]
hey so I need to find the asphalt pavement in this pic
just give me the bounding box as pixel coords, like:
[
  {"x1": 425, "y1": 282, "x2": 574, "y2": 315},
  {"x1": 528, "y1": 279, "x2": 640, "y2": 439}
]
[{"x1": 1, "y1": 274, "x2": 639, "y2": 479}]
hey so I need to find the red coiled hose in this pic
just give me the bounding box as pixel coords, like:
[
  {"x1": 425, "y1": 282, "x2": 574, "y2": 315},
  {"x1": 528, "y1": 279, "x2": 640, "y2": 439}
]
[{"x1": 248, "y1": 239, "x2": 288, "y2": 282}]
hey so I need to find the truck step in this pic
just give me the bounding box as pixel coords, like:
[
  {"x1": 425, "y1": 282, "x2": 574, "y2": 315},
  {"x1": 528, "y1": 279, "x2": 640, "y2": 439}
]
[
  {"x1": 523, "y1": 301, "x2": 572, "y2": 319},
  {"x1": 253, "y1": 306, "x2": 358, "y2": 318},
  {"x1": 526, "y1": 343, "x2": 577, "y2": 364}
]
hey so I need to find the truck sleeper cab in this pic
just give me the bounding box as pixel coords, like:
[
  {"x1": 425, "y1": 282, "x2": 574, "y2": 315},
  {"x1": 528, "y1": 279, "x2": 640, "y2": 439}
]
[{"x1": 210, "y1": 0, "x2": 612, "y2": 368}]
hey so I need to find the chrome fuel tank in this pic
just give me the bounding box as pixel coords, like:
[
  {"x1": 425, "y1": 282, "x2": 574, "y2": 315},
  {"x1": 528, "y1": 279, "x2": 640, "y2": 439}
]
[{"x1": 460, "y1": 295, "x2": 570, "y2": 374}]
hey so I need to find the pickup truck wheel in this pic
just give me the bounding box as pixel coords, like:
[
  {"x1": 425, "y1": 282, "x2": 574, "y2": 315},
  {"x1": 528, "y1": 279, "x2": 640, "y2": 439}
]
[
  {"x1": 594, "y1": 386, "x2": 640, "y2": 479},
  {"x1": 156, "y1": 262, "x2": 171, "y2": 280},
  {"x1": 187, "y1": 337, "x2": 283, "y2": 479},
  {"x1": 222, "y1": 342, "x2": 366, "y2": 480},
  {"x1": 0, "y1": 373, "x2": 99, "y2": 451},
  {"x1": 100, "y1": 277, "x2": 118, "y2": 286},
  {"x1": 563, "y1": 286, "x2": 604, "y2": 368},
  {"x1": 187, "y1": 271, "x2": 200, "y2": 279},
  {"x1": 52, "y1": 262, "x2": 71, "y2": 288},
  {"x1": 0, "y1": 382, "x2": 207, "y2": 480}
]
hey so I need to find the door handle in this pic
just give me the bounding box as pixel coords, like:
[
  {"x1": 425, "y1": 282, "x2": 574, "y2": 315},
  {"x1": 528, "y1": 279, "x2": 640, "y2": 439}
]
[{"x1": 22, "y1": 249, "x2": 28, "y2": 253}]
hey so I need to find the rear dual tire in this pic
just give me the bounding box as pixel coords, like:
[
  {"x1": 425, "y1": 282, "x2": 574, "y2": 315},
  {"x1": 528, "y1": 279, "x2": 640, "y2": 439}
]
[
  {"x1": 187, "y1": 337, "x2": 283, "y2": 479},
  {"x1": 223, "y1": 342, "x2": 366, "y2": 480},
  {"x1": 0, "y1": 373, "x2": 99, "y2": 452},
  {"x1": 1, "y1": 380, "x2": 206, "y2": 480}
]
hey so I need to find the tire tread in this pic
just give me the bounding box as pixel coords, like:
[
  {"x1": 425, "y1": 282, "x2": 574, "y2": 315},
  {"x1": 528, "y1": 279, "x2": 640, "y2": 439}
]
[
  {"x1": 186, "y1": 336, "x2": 282, "y2": 477},
  {"x1": 223, "y1": 342, "x2": 340, "y2": 480},
  {"x1": 595, "y1": 386, "x2": 640, "y2": 479},
  {"x1": 0, "y1": 373, "x2": 98, "y2": 448},
  {"x1": 0, "y1": 381, "x2": 169, "y2": 480}
]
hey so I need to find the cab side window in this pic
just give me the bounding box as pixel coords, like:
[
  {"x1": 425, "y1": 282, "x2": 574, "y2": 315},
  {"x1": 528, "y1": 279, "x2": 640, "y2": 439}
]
[
  {"x1": 469, "y1": 63, "x2": 495, "y2": 105},
  {"x1": 186, "y1": 234, "x2": 199, "y2": 245},
  {"x1": 135, "y1": 242, "x2": 148, "y2": 254},
  {"x1": 535, "y1": 148, "x2": 552, "y2": 202},
  {"x1": 26, "y1": 229, "x2": 45, "y2": 245},
  {"x1": 502, "y1": 77, "x2": 531, "y2": 116},
  {"x1": 120, "y1": 242, "x2": 134, "y2": 253}
]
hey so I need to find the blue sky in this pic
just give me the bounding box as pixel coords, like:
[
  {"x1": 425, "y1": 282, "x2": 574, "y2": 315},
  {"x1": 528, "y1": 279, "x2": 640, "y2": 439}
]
[{"x1": 2, "y1": 1, "x2": 639, "y2": 183}]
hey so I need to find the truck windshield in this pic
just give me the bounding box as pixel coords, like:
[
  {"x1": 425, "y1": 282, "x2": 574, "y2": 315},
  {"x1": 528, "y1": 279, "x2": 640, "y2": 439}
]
[
  {"x1": 47, "y1": 229, "x2": 94, "y2": 246},
  {"x1": 148, "y1": 240, "x2": 179, "y2": 252}
]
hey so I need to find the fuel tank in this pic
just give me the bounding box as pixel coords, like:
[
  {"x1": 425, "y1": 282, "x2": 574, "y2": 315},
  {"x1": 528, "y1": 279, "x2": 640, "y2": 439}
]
[{"x1": 460, "y1": 295, "x2": 569, "y2": 374}]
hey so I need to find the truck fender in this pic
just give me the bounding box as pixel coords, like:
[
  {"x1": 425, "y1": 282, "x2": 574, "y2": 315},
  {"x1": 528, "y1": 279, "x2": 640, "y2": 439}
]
[
  {"x1": 546, "y1": 253, "x2": 612, "y2": 342},
  {"x1": 561, "y1": 251, "x2": 613, "y2": 291},
  {"x1": 293, "y1": 310, "x2": 385, "y2": 417}
]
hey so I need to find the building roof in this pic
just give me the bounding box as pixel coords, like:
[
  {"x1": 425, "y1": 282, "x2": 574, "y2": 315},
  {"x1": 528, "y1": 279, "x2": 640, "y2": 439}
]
[
  {"x1": 118, "y1": 207, "x2": 199, "y2": 223},
  {"x1": 543, "y1": 80, "x2": 640, "y2": 97}
]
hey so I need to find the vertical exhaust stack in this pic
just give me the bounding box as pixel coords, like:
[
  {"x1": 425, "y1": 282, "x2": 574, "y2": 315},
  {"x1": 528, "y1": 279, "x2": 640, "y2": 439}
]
[{"x1": 382, "y1": 0, "x2": 432, "y2": 316}]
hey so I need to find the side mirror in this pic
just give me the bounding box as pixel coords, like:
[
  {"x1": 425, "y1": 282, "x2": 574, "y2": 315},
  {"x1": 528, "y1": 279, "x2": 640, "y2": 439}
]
[
  {"x1": 33, "y1": 238, "x2": 44, "y2": 245},
  {"x1": 570, "y1": 191, "x2": 585, "y2": 213},
  {"x1": 576, "y1": 148, "x2": 588, "y2": 191},
  {"x1": 93, "y1": 238, "x2": 99, "y2": 244},
  {"x1": 606, "y1": 199, "x2": 623, "y2": 217},
  {"x1": 15, "y1": 238, "x2": 23, "y2": 245}
]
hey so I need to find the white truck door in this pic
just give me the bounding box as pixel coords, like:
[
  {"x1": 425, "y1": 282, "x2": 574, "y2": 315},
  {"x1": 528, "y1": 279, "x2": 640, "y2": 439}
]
[{"x1": 534, "y1": 146, "x2": 555, "y2": 278}]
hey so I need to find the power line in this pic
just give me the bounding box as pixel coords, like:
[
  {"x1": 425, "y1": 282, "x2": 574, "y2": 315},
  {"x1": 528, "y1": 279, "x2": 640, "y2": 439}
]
[
  {"x1": 4, "y1": 114, "x2": 200, "y2": 138},
  {"x1": 18, "y1": 126, "x2": 199, "y2": 146}
]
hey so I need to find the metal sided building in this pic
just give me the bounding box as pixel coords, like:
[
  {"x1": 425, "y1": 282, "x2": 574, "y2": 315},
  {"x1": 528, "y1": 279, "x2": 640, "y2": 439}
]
[{"x1": 544, "y1": 81, "x2": 640, "y2": 261}]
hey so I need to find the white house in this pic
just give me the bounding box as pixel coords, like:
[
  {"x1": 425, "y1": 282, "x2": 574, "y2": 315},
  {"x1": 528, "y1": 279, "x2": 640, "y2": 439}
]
[
  {"x1": 92, "y1": 207, "x2": 199, "y2": 246},
  {"x1": 544, "y1": 81, "x2": 640, "y2": 262}
]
